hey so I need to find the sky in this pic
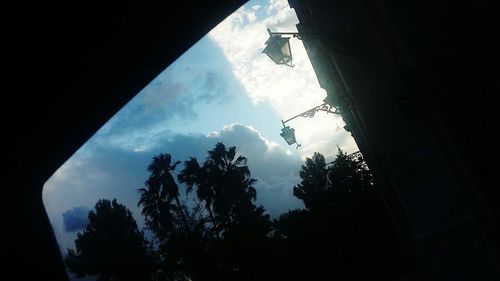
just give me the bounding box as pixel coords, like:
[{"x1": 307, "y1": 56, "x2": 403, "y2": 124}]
[{"x1": 42, "y1": 0, "x2": 358, "y2": 276}]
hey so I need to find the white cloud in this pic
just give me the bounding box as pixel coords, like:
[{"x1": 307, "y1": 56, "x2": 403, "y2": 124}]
[
  {"x1": 207, "y1": 131, "x2": 219, "y2": 138},
  {"x1": 266, "y1": 0, "x2": 289, "y2": 15},
  {"x1": 209, "y1": 0, "x2": 358, "y2": 158},
  {"x1": 246, "y1": 10, "x2": 257, "y2": 23},
  {"x1": 205, "y1": 123, "x2": 304, "y2": 216},
  {"x1": 215, "y1": 123, "x2": 281, "y2": 152},
  {"x1": 46, "y1": 116, "x2": 306, "y2": 259},
  {"x1": 44, "y1": 123, "x2": 304, "y2": 255}
]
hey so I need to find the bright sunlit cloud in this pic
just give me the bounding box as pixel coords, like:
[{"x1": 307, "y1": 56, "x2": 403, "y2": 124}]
[{"x1": 209, "y1": 0, "x2": 357, "y2": 158}]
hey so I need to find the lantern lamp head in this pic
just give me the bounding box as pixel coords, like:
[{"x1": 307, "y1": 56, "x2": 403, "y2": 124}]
[
  {"x1": 263, "y1": 29, "x2": 294, "y2": 67},
  {"x1": 280, "y1": 125, "x2": 297, "y2": 145}
]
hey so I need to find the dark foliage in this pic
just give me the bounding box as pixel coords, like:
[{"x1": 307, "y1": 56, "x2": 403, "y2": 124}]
[
  {"x1": 276, "y1": 148, "x2": 406, "y2": 280},
  {"x1": 178, "y1": 143, "x2": 271, "y2": 236},
  {"x1": 136, "y1": 142, "x2": 272, "y2": 280},
  {"x1": 293, "y1": 152, "x2": 329, "y2": 209},
  {"x1": 66, "y1": 145, "x2": 406, "y2": 281},
  {"x1": 65, "y1": 199, "x2": 154, "y2": 281},
  {"x1": 138, "y1": 153, "x2": 188, "y2": 240}
]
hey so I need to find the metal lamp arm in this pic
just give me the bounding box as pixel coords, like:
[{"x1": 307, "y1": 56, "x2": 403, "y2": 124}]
[
  {"x1": 267, "y1": 28, "x2": 301, "y2": 40},
  {"x1": 282, "y1": 102, "x2": 340, "y2": 125}
]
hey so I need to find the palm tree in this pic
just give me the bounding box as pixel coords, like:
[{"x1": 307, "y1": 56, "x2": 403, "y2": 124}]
[
  {"x1": 138, "y1": 153, "x2": 189, "y2": 234},
  {"x1": 179, "y1": 157, "x2": 218, "y2": 231},
  {"x1": 178, "y1": 143, "x2": 259, "y2": 234}
]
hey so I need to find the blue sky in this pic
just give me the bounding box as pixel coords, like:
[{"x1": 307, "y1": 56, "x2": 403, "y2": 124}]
[{"x1": 42, "y1": 0, "x2": 358, "y2": 273}]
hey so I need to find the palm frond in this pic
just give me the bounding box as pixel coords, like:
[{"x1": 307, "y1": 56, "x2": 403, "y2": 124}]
[
  {"x1": 227, "y1": 146, "x2": 236, "y2": 162},
  {"x1": 235, "y1": 155, "x2": 247, "y2": 165}
]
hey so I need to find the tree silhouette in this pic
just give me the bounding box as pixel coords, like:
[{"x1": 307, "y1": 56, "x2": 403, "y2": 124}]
[
  {"x1": 327, "y1": 147, "x2": 373, "y2": 193},
  {"x1": 277, "y1": 148, "x2": 404, "y2": 281},
  {"x1": 176, "y1": 142, "x2": 272, "y2": 280},
  {"x1": 178, "y1": 156, "x2": 218, "y2": 234},
  {"x1": 65, "y1": 145, "x2": 407, "y2": 281},
  {"x1": 178, "y1": 142, "x2": 270, "y2": 236},
  {"x1": 138, "y1": 153, "x2": 188, "y2": 239},
  {"x1": 293, "y1": 152, "x2": 329, "y2": 209},
  {"x1": 293, "y1": 148, "x2": 375, "y2": 210},
  {"x1": 65, "y1": 199, "x2": 153, "y2": 281}
]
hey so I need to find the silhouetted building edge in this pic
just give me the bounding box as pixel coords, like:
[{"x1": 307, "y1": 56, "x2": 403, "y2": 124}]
[{"x1": 287, "y1": 0, "x2": 500, "y2": 280}]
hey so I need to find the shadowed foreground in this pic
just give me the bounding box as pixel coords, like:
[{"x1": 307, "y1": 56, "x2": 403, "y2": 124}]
[{"x1": 66, "y1": 143, "x2": 408, "y2": 281}]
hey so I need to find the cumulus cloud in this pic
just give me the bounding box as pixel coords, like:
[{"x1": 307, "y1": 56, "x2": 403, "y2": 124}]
[
  {"x1": 45, "y1": 124, "x2": 304, "y2": 249},
  {"x1": 147, "y1": 123, "x2": 305, "y2": 216},
  {"x1": 202, "y1": 123, "x2": 305, "y2": 216},
  {"x1": 62, "y1": 206, "x2": 90, "y2": 232}
]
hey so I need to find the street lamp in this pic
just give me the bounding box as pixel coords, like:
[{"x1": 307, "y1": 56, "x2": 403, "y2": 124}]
[
  {"x1": 262, "y1": 28, "x2": 300, "y2": 67},
  {"x1": 280, "y1": 102, "x2": 340, "y2": 148},
  {"x1": 263, "y1": 28, "x2": 355, "y2": 68},
  {"x1": 280, "y1": 125, "x2": 297, "y2": 146},
  {"x1": 263, "y1": 28, "x2": 344, "y2": 147}
]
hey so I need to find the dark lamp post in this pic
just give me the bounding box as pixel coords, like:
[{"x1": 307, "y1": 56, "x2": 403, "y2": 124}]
[{"x1": 262, "y1": 28, "x2": 298, "y2": 67}]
